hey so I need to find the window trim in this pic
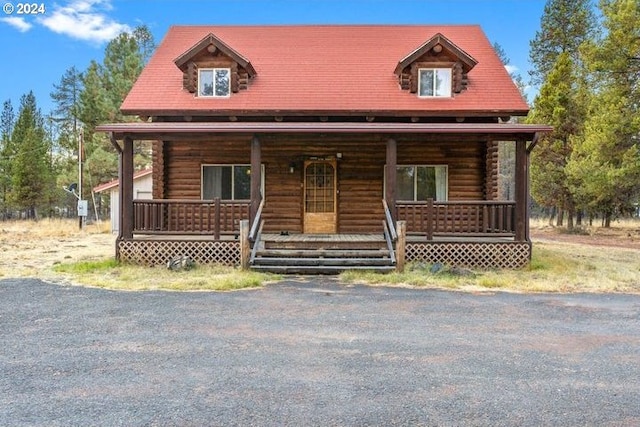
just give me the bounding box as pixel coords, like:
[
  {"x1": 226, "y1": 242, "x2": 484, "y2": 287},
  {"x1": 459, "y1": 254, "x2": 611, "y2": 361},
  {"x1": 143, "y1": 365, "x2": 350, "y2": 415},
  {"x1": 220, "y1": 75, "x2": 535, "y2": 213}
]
[
  {"x1": 418, "y1": 68, "x2": 452, "y2": 98},
  {"x1": 385, "y1": 164, "x2": 449, "y2": 202},
  {"x1": 201, "y1": 164, "x2": 264, "y2": 200},
  {"x1": 198, "y1": 68, "x2": 231, "y2": 98}
]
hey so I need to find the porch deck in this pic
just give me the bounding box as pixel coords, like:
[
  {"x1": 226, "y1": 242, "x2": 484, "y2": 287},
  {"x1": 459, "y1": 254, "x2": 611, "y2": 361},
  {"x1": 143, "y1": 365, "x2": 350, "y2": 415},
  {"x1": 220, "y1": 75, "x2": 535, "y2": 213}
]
[
  {"x1": 130, "y1": 232, "x2": 515, "y2": 243},
  {"x1": 117, "y1": 198, "x2": 529, "y2": 270}
]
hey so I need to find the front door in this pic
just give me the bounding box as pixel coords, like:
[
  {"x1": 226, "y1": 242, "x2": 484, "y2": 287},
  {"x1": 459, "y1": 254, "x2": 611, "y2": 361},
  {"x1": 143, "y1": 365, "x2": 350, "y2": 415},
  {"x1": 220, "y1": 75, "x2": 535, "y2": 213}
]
[{"x1": 303, "y1": 159, "x2": 337, "y2": 233}]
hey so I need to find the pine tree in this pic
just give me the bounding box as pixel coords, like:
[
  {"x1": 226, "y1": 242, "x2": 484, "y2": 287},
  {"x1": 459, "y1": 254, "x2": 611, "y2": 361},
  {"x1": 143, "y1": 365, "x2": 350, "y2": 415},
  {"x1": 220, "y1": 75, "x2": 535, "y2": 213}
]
[
  {"x1": 567, "y1": 0, "x2": 640, "y2": 225},
  {"x1": 78, "y1": 60, "x2": 111, "y2": 140},
  {"x1": 528, "y1": 0, "x2": 595, "y2": 227},
  {"x1": 102, "y1": 32, "x2": 143, "y2": 121},
  {"x1": 528, "y1": 53, "x2": 585, "y2": 228},
  {"x1": 75, "y1": 28, "x2": 150, "y2": 215},
  {"x1": 0, "y1": 100, "x2": 14, "y2": 218},
  {"x1": 50, "y1": 66, "x2": 83, "y2": 154},
  {"x1": 529, "y1": 0, "x2": 596, "y2": 85},
  {"x1": 133, "y1": 25, "x2": 156, "y2": 64},
  {"x1": 9, "y1": 92, "x2": 53, "y2": 218}
]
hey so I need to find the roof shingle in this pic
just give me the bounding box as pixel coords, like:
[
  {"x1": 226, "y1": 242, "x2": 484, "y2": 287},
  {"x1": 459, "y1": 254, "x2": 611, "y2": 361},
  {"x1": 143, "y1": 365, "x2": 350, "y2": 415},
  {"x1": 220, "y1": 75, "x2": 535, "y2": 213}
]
[{"x1": 121, "y1": 25, "x2": 529, "y2": 117}]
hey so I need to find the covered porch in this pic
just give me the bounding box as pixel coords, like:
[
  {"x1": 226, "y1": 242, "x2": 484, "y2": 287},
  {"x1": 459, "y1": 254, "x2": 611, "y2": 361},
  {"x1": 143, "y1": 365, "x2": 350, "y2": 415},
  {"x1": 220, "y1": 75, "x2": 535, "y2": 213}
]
[{"x1": 99, "y1": 121, "x2": 550, "y2": 272}]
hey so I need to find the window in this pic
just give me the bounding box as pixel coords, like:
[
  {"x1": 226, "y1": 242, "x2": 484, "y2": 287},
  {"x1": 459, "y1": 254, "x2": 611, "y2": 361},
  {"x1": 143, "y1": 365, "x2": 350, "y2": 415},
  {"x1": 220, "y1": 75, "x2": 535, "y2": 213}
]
[
  {"x1": 395, "y1": 165, "x2": 448, "y2": 201},
  {"x1": 418, "y1": 68, "x2": 452, "y2": 97},
  {"x1": 202, "y1": 165, "x2": 254, "y2": 200},
  {"x1": 198, "y1": 68, "x2": 230, "y2": 97}
]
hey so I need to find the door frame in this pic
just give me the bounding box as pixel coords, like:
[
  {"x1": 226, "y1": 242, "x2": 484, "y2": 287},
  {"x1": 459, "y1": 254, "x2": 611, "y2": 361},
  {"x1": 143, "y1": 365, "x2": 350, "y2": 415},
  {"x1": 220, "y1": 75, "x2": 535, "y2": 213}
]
[{"x1": 303, "y1": 159, "x2": 338, "y2": 234}]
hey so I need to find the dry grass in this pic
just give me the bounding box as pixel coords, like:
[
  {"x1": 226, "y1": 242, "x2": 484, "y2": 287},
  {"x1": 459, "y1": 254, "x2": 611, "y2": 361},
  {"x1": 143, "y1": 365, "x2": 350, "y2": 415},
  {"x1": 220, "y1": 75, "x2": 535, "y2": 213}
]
[
  {"x1": 341, "y1": 235, "x2": 640, "y2": 294},
  {"x1": 0, "y1": 218, "x2": 275, "y2": 291},
  {"x1": 1, "y1": 218, "x2": 639, "y2": 293},
  {"x1": 0, "y1": 219, "x2": 114, "y2": 279},
  {"x1": 52, "y1": 260, "x2": 273, "y2": 291}
]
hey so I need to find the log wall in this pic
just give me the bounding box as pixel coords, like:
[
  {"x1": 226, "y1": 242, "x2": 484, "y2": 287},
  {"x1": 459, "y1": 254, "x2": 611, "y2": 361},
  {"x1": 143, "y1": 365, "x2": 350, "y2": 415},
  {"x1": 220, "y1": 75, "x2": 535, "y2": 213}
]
[{"x1": 153, "y1": 134, "x2": 491, "y2": 234}]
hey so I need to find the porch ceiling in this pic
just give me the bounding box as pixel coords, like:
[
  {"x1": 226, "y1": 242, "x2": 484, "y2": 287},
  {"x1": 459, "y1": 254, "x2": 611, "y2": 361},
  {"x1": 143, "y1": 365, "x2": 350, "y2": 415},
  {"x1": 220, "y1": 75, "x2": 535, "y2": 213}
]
[{"x1": 97, "y1": 122, "x2": 552, "y2": 141}]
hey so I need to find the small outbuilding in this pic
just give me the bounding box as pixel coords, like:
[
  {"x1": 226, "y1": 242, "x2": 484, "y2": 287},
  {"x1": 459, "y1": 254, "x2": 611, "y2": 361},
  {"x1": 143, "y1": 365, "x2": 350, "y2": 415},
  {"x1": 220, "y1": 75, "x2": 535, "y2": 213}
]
[{"x1": 93, "y1": 168, "x2": 153, "y2": 234}]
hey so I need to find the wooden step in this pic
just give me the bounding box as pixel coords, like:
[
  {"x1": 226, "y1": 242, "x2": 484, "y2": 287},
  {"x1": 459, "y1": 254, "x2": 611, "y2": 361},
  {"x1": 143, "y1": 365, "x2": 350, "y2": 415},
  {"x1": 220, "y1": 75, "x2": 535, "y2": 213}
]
[
  {"x1": 251, "y1": 264, "x2": 396, "y2": 275},
  {"x1": 264, "y1": 240, "x2": 385, "y2": 250},
  {"x1": 250, "y1": 233, "x2": 395, "y2": 274},
  {"x1": 256, "y1": 249, "x2": 390, "y2": 258},
  {"x1": 252, "y1": 257, "x2": 393, "y2": 267}
]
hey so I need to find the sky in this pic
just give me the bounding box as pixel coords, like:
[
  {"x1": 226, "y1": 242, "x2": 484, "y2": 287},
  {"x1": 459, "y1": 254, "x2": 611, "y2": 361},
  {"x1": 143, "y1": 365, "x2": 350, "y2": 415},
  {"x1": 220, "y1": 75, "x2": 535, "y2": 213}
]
[{"x1": 0, "y1": 0, "x2": 547, "y2": 116}]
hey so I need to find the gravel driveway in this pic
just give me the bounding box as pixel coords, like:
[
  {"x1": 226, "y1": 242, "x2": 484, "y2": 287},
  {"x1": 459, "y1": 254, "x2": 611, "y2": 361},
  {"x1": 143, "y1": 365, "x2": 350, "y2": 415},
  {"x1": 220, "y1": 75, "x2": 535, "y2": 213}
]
[{"x1": 1, "y1": 278, "x2": 639, "y2": 426}]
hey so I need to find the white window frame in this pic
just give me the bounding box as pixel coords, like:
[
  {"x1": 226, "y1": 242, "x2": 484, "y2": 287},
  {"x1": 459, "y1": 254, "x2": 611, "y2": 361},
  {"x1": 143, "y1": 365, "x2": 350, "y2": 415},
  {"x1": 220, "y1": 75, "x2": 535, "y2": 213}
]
[
  {"x1": 418, "y1": 68, "x2": 452, "y2": 98},
  {"x1": 201, "y1": 164, "x2": 265, "y2": 200},
  {"x1": 198, "y1": 68, "x2": 231, "y2": 98},
  {"x1": 385, "y1": 165, "x2": 448, "y2": 201}
]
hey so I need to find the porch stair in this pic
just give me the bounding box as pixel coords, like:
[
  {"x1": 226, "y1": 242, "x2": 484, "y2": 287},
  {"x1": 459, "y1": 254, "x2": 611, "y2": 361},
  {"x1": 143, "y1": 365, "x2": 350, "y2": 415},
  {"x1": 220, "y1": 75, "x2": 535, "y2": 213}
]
[{"x1": 250, "y1": 234, "x2": 396, "y2": 274}]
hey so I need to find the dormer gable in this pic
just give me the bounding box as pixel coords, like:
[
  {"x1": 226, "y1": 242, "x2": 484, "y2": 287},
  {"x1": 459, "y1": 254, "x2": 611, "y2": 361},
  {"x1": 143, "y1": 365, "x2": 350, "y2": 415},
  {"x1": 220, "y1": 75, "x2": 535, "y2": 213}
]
[
  {"x1": 394, "y1": 33, "x2": 478, "y2": 96},
  {"x1": 174, "y1": 33, "x2": 257, "y2": 96}
]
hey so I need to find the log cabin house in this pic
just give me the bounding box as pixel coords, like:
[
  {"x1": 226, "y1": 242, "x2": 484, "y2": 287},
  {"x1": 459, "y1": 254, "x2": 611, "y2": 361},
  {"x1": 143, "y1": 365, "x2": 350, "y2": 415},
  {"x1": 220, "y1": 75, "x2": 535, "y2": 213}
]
[{"x1": 98, "y1": 25, "x2": 551, "y2": 273}]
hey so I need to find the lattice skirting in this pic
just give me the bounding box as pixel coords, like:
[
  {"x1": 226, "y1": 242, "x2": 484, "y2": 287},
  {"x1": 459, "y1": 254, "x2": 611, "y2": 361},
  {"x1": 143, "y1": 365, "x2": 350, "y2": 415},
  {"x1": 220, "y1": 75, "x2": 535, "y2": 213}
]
[
  {"x1": 406, "y1": 241, "x2": 532, "y2": 269},
  {"x1": 117, "y1": 239, "x2": 240, "y2": 267}
]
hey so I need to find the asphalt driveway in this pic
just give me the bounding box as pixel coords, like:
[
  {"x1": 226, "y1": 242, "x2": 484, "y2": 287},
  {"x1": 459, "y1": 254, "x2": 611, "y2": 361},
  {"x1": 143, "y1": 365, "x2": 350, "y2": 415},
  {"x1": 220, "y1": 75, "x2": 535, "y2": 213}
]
[{"x1": 1, "y1": 278, "x2": 639, "y2": 426}]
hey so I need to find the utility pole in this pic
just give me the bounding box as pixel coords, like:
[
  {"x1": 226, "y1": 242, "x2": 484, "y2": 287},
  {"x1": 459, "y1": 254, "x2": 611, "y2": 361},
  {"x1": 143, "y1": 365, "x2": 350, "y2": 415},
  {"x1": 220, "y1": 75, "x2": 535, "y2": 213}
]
[{"x1": 78, "y1": 128, "x2": 84, "y2": 230}]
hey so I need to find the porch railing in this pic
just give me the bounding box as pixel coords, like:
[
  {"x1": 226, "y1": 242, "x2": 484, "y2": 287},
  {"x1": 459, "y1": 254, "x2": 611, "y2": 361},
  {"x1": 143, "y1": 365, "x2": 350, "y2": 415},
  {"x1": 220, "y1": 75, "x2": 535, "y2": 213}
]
[
  {"x1": 133, "y1": 198, "x2": 250, "y2": 238},
  {"x1": 396, "y1": 199, "x2": 516, "y2": 240}
]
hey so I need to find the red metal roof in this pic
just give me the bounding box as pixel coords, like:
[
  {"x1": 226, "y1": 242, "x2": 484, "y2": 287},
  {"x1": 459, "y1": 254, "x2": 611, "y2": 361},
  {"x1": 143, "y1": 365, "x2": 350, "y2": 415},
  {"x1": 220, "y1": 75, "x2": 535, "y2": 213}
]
[
  {"x1": 93, "y1": 168, "x2": 153, "y2": 193},
  {"x1": 121, "y1": 25, "x2": 529, "y2": 117}
]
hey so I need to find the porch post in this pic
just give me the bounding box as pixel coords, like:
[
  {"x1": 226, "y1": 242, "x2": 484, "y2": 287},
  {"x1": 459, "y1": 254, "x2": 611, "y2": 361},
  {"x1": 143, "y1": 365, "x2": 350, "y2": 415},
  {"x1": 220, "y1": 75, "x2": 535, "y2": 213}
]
[
  {"x1": 514, "y1": 138, "x2": 528, "y2": 241},
  {"x1": 250, "y1": 136, "x2": 262, "y2": 224},
  {"x1": 120, "y1": 136, "x2": 134, "y2": 240},
  {"x1": 385, "y1": 138, "x2": 397, "y2": 222}
]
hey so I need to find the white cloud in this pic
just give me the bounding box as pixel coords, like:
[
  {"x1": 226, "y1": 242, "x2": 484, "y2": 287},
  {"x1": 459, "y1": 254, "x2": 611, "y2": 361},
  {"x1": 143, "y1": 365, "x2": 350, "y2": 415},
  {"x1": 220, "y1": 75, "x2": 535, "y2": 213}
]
[
  {"x1": 505, "y1": 64, "x2": 519, "y2": 75},
  {"x1": 37, "y1": 0, "x2": 130, "y2": 44},
  {"x1": 0, "y1": 17, "x2": 33, "y2": 32}
]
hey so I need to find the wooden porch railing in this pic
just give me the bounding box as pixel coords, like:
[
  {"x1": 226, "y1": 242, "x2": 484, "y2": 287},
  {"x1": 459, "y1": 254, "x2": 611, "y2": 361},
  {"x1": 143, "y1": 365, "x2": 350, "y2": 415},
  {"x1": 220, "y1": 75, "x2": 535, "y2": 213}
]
[
  {"x1": 381, "y1": 200, "x2": 397, "y2": 265},
  {"x1": 396, "y1": 199, "x2": 516, "y2": 240},
  {"x1": 133, "y1": 198, "x2": 250, "y2": 238}
]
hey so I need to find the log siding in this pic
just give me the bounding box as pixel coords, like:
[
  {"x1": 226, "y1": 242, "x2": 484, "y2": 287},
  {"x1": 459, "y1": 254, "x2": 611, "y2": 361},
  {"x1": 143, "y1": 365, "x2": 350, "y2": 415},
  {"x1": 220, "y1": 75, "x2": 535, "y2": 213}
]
[{"x1": 153, "y1": 133, "x2": 493, "y2": 234}]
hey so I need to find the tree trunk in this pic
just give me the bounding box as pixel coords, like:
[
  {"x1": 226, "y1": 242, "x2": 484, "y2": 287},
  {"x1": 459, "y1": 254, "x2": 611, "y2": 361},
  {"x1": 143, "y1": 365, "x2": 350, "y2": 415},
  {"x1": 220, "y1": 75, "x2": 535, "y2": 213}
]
[
  {"x1": 567, "y1": 207, "x2": 575, "y2": 230},
  {"x1": 556, "y1": 208, "x2": 564, "y2": 227},
  {"x1": 576, "y1": 210, "x2": 583, "y2": 226},
  {"x1": 548, "y1": 206, "x2": 556, "y2": 226}
]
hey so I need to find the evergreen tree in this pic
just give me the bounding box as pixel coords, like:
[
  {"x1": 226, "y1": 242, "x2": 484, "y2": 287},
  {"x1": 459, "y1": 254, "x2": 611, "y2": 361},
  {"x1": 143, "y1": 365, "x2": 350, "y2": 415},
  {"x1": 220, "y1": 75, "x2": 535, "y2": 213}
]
[
  {"x1": 528, "y1": 0, "x2": 595, "y2": 227},
  {"x1": 50, "y1": 66, "x2": 83, "y2": 153},
  {"x1": 78, "y1": 60, "x2": 111, "y2": 140},
  {"x1": 133, "y1": 24, "x2": 156, "y2": 64},
  {"x1": 567, "y1": 0, "x2": 640, "y2": 225},
  {"x1": 528, "y1": 53, "x2": 584, "y2": 228},
  {"x1": 529, "y1": 0, "x2": 596, "y2": 85},
  {"x1": 74, "y1": 28, "x2": 151, "y2": 213},
  {"x1": 0, "y1": 100, "x2": 14, "y2": 218},
  {"x1": 102, "y1": 32, "x2": 144, "y2": 121},
  {"x1": 8, "y1": 92, "x2": 53, "y2": 218}
]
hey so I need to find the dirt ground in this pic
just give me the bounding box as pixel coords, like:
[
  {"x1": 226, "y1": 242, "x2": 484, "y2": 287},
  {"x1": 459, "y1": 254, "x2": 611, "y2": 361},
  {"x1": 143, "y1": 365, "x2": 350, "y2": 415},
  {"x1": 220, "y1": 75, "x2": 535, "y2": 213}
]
[
  {"x1": 0, "y1": 219, "x2": 638, "y2": 279},
  {"x1": 530, "y1": 222, "x2": 640, "y2": 249},
  {"x1": 0, "y1": 221, "x2": 115, "y2": 278}
]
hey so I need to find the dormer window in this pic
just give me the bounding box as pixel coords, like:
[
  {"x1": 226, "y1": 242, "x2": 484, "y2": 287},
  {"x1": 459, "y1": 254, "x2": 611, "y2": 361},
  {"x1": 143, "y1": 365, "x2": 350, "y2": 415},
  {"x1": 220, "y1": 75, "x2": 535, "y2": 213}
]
[
  {"x1": 175, "y1": 33, "x2": 257, "y2": 97},
  {"x1": 199, "y1": 68, "x2": 231, "y2": 98},
  {"x1": 418, "y1": 68, "x2": 452, "y2": 98},
  {"x1": 395, "y1": 33, "x2": 477, "y2": 98}
]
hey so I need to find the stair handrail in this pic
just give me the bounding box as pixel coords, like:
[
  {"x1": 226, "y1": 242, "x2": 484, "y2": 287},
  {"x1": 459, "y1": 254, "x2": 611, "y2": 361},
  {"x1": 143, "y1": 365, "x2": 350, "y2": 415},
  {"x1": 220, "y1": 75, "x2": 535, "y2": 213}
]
[
  {"x1": 382, "y1": 199, "x2": 398, "y2": 241},
  {"x1": 249, "y1": 219, "x2": 265, "y2": 265},
  {"x1": 382, "y1": 220, "x2": 397, "y2": 265},
  {"x1": 249, "y1": 198, "x2": 265, "y2": 242}
]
